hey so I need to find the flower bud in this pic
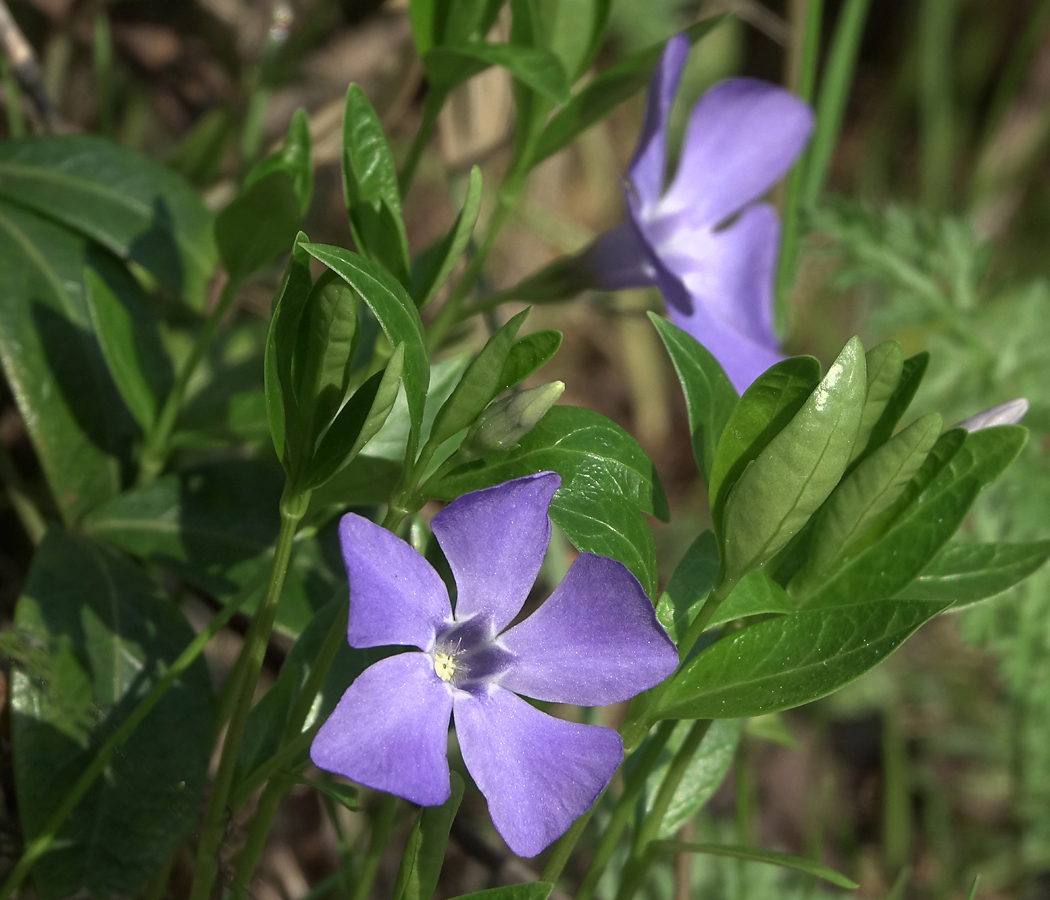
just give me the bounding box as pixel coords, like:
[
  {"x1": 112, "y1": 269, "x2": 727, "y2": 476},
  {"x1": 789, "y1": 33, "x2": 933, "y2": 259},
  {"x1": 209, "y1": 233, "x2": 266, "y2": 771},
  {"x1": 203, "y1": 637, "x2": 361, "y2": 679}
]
[
  {"x1": 956, "y1": 398, "x2": 1029, "y2": 432},
  {"x1": 458, "y1": 382, "x2": 565, "y2": 460}
]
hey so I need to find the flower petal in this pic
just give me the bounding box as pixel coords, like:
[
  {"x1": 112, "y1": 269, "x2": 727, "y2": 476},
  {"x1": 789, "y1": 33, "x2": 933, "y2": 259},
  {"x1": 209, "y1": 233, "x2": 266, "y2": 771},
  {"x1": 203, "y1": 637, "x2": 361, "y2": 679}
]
[
  {"x1": 499, "y1": 553, "x2": 678, "y2": 705},
  {"x1": 454, "y1": 685, "x2": 623, "y2": 857},
  {"x1": 311, "y1": 652, "x2": 453, "y2": 806},
  {"x1": 627, "y1": 33, "x2": 689, "y2": 209},
  {"x1": 661, "y1": 78, "x2": 813, "y2": 227},
  {"x1": 580, "y1": 222, "x2": 656, "y2": 291},
  {"x1": 340, "y1": 513, "x2": 452, "y2": 651},
  {"x1": 431, "y1": 472, "x2": 560, "y2": 633}
]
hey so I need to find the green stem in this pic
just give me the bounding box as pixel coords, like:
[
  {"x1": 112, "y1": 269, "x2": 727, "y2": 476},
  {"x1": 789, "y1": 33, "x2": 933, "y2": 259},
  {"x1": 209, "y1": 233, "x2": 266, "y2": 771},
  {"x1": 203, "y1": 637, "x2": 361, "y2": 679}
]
[
  {"x1": 541, "y1": 804, "x2": 596, "y2": 885},
  {"x1": 734, "y1": 738, "x2": 751, "y2": 900},
  {"x1": 575, "y1": 720, "x2": 677, "y2": 900},
  {"x1": 139, "y1": 277, "x2": 242, "y2": 485},
  {"x1": 398, "y1": 90, "x2": 445, "y2": 198},
  {"x1": 351, "y1": 794, "x2": 399, "y2": 900},
  {"x1": 677, "y1": 572, "x2": 738, "y2": 662},
  {"x1": 188, "y1": 487, "x2": 308, "y2": 900},
  {"x1": 616, "y1": 720, "x2": 712, "y2": 900},
  {"x1": 0, "y1": 442, "x2": 46, "y2": 545},
  {"x1": 0, "y1": 591, "x2": 249, "y2": 900},
  {"x1": 230, "y1": 726, "x2": 317, "y2": 811}
]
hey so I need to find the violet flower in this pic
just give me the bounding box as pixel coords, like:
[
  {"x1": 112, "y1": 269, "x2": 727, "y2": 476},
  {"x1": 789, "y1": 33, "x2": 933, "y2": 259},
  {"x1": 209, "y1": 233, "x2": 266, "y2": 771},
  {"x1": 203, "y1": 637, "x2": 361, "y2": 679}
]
[
  {"x1": 586, "y1": 34, "x2": 813, "y2": 391},
  {"x1": 311, "y1": 472, "x2": 678, "y2": 857},
  {"x1": 956, "y1": 398, "x2": 1029, "y2": 432}
]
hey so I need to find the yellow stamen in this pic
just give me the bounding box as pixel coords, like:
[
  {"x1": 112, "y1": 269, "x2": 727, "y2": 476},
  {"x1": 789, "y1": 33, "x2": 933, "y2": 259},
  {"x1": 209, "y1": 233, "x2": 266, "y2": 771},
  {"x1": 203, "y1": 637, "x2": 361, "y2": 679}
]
[{"x1": 434, "y1": 651, "x2": 457, "y2": 683}]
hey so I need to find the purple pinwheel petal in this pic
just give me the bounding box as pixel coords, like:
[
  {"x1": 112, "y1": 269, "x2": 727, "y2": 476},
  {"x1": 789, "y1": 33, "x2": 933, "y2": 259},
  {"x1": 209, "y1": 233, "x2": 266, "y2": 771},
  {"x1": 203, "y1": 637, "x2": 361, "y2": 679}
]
[
  {"x1": 340, "y1": 513, "x2": 452, "y2": 651},
  {"x1": 581, "y1": 222, "x2": 655, "y2": 291},
  {"x1": 311, "y1": 652, "x2": 453, "y2": 806},
  {"x1": 431, "y1": 472, "x2": 560, "y2": 633},
  {"x1": 499, "y1": 553, "x2": 678, "y2": 706},
  {"x1": 661, "y1": 78, "x2": 813, "y2": 227},
  {"x1": 454, "y1": 685, "x2": 623, "y2": 857},
  {"x1": 627, "y1": 33, "x2": 689, "y2": 209}
]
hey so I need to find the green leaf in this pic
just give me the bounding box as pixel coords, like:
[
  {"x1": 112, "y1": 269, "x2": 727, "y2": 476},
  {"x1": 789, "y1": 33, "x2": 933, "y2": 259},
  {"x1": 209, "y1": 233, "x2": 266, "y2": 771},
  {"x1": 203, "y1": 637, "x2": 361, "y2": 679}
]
[
  {"x1": 0, "y1": 202, "x2": 130, "y2": 522},
  {"x1": 644, "y1": 719, "x2": 742, "y2": 838},
  {"x1": 0, "y1": 135, "x2": 217, "y2": 308},
  {"x1": 413, "y1": 165, "x2": 483, "y2": 309},
  {"x1": 10, "y1": 530, "x2": 214, "y2": 898},
  {"x1": 650, "y1": 314, "x2": 738, "y2": 483},
  {"x1": 722, "y1": 338, "x2": 867, "y2": 579},
  {"x1": 532, "y1": 17, "x2": 726, "y2": 163},
  {"x1": 649, "y1": 841, "x2": 858, "y2": 889},
  {"x1": 424, "y1": 42, "x2": 570, "y2": 102},
  {"x1": 303, "y1": 244, "x2": 429, "y2": 447},
  {"x1": 84, "y1": 264, "x2": 171, "y2": 431},
  {"x1": 860, "y1": 351, "x2": 929, "y2": 459},
  {"x1": 449, "y1": 885, "x2": 554, "y2": 900},
  {"x1": 850, "y1": 339, "x2": 904, "y2": 463},
  {"x1": 429, "y1": 309, "x2": 530, "y2": 447},
  {"x1": 791, "y1": 411, "x2": 942, "y2": 595},
  {"x1": 392, "y1": 774, "x2": 465, "y2": 900},
  {"x1": 245, "y1": 107, "x2": 314, "y2": 215},
  {"x1": 531, "y1": 0, "x2": 611, "y2": 81},
  {"x1": 165, "y1": 107, "x2": 234, "y2": 188},
  {"x1": 304, "y1": 777, "x2": 359, "y2": 810},
  {"x1": 800, "y1": 426, "x2": 1027, "y2": 609},
  {"x1": 432, "y1": 405, "x2": 669, "y2": 521},
  {"x1": 709, "y1": 356, "x2": 822, "y2": 541},
  {"x1": 658, "y1": 599, "x2": 947, "y2": 719},
  {"x1": 907, "y1": 540, "x2": 1050, "y2": 608},
  {"x1": 216, "y1": 170, "x2": 302, "y2": 282},
  {"x1": 495, "y1": 329, "x2": 562, "y2": 394},
  {"x1": 656, "y1": 531, "x2": 720, "y2": 646},
  {"x1": 342, "y1": 85, "x2": 410, "y2": 284},
  {"x1": 707, "y1": 570, "x2": 794, "y2": 630}
]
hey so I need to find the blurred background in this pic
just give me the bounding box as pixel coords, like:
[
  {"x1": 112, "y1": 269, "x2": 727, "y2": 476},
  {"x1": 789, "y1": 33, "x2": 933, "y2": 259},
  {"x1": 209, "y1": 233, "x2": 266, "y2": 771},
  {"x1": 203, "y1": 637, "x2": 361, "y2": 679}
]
[{"x1": 1, "y1": 0, "x2": 1050, "y2": 898}]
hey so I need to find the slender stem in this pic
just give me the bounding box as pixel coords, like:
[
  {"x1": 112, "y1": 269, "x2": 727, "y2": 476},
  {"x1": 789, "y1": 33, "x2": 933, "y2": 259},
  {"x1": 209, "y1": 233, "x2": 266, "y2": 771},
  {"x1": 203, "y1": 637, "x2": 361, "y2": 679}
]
[
  {"x1": 0, "y1": 441, "x2": 45, "y2": 545},
  {"x1": 350, "y1": 793, "x2": 399, "y2": 900},
  {"x1": 398, "y1": 89, "x2": 444, "y2": 198},
  {"x1": 139, "y1": 277, "x2": 241, "y2": 485},
  {"x1": 678, "y1": 572, "x2": 738, "y2": 662},
  {"x1": 541, "y1": 804, "x2": 596, "y2": 885},
  {"x1": 188, "y1": 488, "x2": 307, "y2": 900},
  {"x1": 575, "y1": 720, "x2": 677, "y2": 900},
  {"x1": 230, "y1": 726, "x2": 317, "y2": 811},
  {"x1": 734, "y1": 738, "x2": 751, "y2": 900},
  {"x1": 0, "y1": 591, "x2": 249, "y2": 900},
  {"x1": 616, "y1": 720, "x2": 712, "y2": 900}
]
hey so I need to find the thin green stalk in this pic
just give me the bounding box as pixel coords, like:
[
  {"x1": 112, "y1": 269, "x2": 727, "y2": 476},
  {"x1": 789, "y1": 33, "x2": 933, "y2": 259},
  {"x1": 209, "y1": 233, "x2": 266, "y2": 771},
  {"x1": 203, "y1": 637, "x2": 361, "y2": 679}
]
[
  {"x1": 188, "y1": 489, "x2": 308, "y2": 900},
  {"x1": 0, "y1": 442, "x2": 45, "y2": 545},
  {"x1": 541, "y1": 804, "x2": 596, "y2": 885},
  {"x1": 575, "y1": 720, "x2": 677, "y2": 900},
  {"x1": 918, "y1": 0, "x2": 957, "y2": 213},
  {"x1": 734, "y1": 739, "x2": 751, "y2": 900},
  {"x1": 351, "y1": 793, "x2": 399, "y2": 900},
  {"x1": 616, "y1": 720, "x2": 712, "y2": 900},
  {"x1": 0, "y1": 591, "x2": 249, "y2": 900},
  {"x1": 92, "y1": 12, "x2": 113, "y2": 137},
  {"x1": 0, "y1": 54, "x2": 25, "y2": 138},
  {"x1": 230, "y1": 726, "x2": 317, "y2": 810},
  {"x1": 139, "y1": 277, "x2": 242, "y2": 485},
  {"x1": 398, "y1": 89, "x2": 444, "y2": 197}
]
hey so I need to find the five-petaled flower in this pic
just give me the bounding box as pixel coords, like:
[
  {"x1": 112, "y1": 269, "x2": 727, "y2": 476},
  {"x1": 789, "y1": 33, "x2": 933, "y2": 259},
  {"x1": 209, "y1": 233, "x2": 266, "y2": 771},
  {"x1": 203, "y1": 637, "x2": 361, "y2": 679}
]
[
  {"x1": 585, "y1": 34, "x2": 814, "y2": 392},
  {"x1": 311, "y1": 472, "x2": 679, "y2": 857}
]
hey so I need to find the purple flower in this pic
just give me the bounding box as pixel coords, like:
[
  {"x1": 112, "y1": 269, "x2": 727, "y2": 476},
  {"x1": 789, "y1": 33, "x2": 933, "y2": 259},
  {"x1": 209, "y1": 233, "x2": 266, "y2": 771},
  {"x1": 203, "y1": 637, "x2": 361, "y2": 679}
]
[
  {"x1": 956, "y1": 398, "x2": 1029, "y2": 432},
  {"x1": 310, "y1": 472, "x2": 678, "y2": 857},
  {"x1": 586, "y1": 35, "x2": 813, "y2": 391}
]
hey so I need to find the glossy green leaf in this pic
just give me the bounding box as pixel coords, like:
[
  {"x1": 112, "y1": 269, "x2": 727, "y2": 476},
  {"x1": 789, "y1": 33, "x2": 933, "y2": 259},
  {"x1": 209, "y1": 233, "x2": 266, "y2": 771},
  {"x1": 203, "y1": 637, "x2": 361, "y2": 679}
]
[
  {"x1": 658, "y1": 599, "x2": 947, "y2": 719},
  {"x1": 495, "y1": 329, "x2": 562, "y2": 394},
  {"x1": 656, "y1": 531, "x2": 720, "y2": 646},
  {"x1": 432, "y1": 405, "x2": 669, "y2": 521},
  {"x1": 303, "y1": 244, "x2": 429, "y2": 446},
  {"x1": 216, "y1": 170, "x2": 302, "y2": 282},
  {"x1": 649, "y1": 841, "x2": 858, "y2": 889},
  {"x1": 449, "y1": 884, "x2": 554, "y2": 900},
  {"x1": 792, "y1": 411, "x2": 942, "y2": 594},
  {"x1": 429, "y1": 309, "x2": 530, "y2": 447},
  {"x1": 10, "y1": 530, "x2": 214, "y2": 898},
  {"x1": 392, "y1": 774, "x2": 465, "y2": 900},
  {"x1": 84, "y1": 263, "x2": 171, "y2": 432},
  {"x1": 0, "y1": 135, "x2": 217, "y2": 308},
  {"x1": 707, "y1": 570, "x2": 794, "y2": 629},
  {"x1": 424, "y1": 42, "x2": 570, "y2": 102},
  {"x1": 650, "y1": 314, "x2": 738, "y2": 483},
  {"x1": 533, "y1": 17, "x2": 725, "y2": 163},
  {"x1": 342, "y1": 85, "x2": 410, "y2": 284},
  {"x1": 860, "y1": 351, "x2": 929, "y2": 459},
  {"x1": 245, "y1": 107, "x2": 314, "y2": 216},
  {"x1": 644, "y1": 719, "x2": 742, "y2": 838},
  {"x1": 413, "y1": 165, "x2": 483, "y2": 309},
  {"x1": 801, "y1": 426, "x2": 1027, "y2": 609},
  {"x1": 907, "y1": 540, "x2": 1050, "y2": 608},
  {"x1": 850, "y1": 339, "x2": 904, "y2": 463},
  {"x1": 709, "y1": 355, "x2": 822, "y2": 539},
  {"x1": 722, "y1": 338, "x2": 867, "y2": 579},
  {"x1": 0, "y1": 202, "x2": 130, "y2": 522}
]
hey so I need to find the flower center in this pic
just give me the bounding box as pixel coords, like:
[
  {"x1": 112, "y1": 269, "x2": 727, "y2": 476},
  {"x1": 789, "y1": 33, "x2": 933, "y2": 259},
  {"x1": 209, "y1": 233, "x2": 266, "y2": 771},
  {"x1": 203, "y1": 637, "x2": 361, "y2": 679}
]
[
  {"x1": 434, "y1": 651, "x2": 457, "y2": 682},
  {"x1": 431, "y1": 617, "x2": 513, "y2": 690}
]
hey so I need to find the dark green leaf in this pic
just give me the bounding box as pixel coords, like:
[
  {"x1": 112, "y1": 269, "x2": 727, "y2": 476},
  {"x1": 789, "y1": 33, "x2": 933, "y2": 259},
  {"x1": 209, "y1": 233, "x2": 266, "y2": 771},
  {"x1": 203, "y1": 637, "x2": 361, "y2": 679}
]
[
  {"x1": 907, "y1": 540, "x2": 1050, "y2": 608},
  {"x1": 216, "y1": 170, "x2": 302, "y2": 282},
  {"x1": 656, "y1": 531, "x2": 720, "y2": 646},
  {"x1": 801, "y1": 426, "x2": 1027, "y2": 609},
  {"x1": 245, "y1": 107, "x2": 314, "y2": 216},
  {"x1": 650, "y1": 314, "x2": 738, "y2": 483},
  {"x1": 413, "y1": 165, "x2": 483, "y2": 309},
  {"x1": 392, "y1": 774, "x2": 465, "y2": 900},
  {"x1": 722, "y1": 338, "x2": 867, "y2": 579},
  {"x1": 10, "y1": 530, "x2": 214, "y2": 898},
  {"x1": 449, "y1": 884, "x2": 554, "y2": 900},
  {"x1": 649, "y1": 842, "x2": 858, "y2": 889},
  {"x1": 860, "y1": 351, "x2": 929, "y2": 459},
  {"x1": 424, "y1": 43, "x2": 570, "y2": 102},
  {"x1": 342, "y1": 85, "x2": 410, "y2": 284},
  {"x1": 851, "y1": 339, "x2": 904, "y2": 463},
  {"x1": 495, "y1": 329, "x2": 562, "y2": 394},
  {"x1": 0, "y1": 135, "x2": 217, "y2": 308},
  {"x1": 658, "y1": 599, "x2": 947, "y2": 719},
  {"x1": 707, "y1": 570, "x2": 793, "y2": 629}
]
